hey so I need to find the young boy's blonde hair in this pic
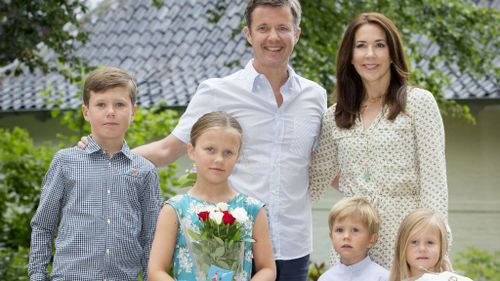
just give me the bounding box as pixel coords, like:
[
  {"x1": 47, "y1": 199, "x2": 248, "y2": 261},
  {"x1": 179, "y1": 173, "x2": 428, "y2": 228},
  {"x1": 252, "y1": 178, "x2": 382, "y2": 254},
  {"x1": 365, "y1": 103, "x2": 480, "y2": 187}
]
[
  {"x1": 328, "y1": 196, "x2": 380, "y2": 236},
  {"x1": 389, "y1": 208, "x2": 449, "y2": 281},
  {"x1": 83, "y1": 66, "x2": 137, "y2": 106}
]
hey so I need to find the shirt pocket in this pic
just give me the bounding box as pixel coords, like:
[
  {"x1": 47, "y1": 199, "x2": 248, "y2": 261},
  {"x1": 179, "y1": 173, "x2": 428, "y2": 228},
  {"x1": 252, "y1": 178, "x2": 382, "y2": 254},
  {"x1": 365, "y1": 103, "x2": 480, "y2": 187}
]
[
  {"x1": 332, "y1": 129, "x2": 359, "y2": 172},
  {"x1": 374, "y1": 117, "x2": 415, "y2": 168},
  {"x1": 113, "y1": 169, "x2": 148, "y2": 209},
  {"x1": 375, "y1": 117, "x2": 413, "y2": 144},
  {"x1": 290, "y1": 117, "x2": 321, "y2": 158}
]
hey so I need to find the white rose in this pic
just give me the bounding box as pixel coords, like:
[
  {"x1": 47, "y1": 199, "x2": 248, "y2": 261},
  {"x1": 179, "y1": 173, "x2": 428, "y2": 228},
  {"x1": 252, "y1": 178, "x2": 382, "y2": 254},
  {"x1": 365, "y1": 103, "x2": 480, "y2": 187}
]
[
  {"x1": 210, "y1": 211, "x2": 223, "y2": 224},
  {"x1": 216, "y1": 202, "x2": 228, "y2": 211},
  {"x1": 193, "y1": 204, "x2": 216, "y2": 214},
  {"x1": 204, "y1": 205, "x2": 217, "y2": 213},
  {"x1": 231, "y1": 208, "x2": 249, "y2": 222}
]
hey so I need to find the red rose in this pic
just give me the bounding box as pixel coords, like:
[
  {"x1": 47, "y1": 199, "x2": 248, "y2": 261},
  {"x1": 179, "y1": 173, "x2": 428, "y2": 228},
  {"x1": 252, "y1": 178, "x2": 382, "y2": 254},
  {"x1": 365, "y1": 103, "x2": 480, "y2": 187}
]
[
  {"x1": 198, "y1": 211, "x2": 210, "y2": 221},
  {"x1": 222, "y1": 211, "x2": 236, "y2": 225}
]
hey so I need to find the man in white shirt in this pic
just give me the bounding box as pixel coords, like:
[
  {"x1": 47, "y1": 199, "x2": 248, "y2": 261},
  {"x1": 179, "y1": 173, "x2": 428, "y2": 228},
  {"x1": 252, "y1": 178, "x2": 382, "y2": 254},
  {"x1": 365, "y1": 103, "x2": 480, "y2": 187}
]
[{"x1": 136, "y1": 1, "x2": 326, "y2": 280}]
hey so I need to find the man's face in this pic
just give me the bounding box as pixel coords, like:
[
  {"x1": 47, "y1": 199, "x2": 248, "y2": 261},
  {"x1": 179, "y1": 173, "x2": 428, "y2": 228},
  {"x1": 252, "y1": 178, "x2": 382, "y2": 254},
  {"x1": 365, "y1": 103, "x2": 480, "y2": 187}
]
[{"x1": 243, "y1": 5, "x2": 300, "y2": 73}]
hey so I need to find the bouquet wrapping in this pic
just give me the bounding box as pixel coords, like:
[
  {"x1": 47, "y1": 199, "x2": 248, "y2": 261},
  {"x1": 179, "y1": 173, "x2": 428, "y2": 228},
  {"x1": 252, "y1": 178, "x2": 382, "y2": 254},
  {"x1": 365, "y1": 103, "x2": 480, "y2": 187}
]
[
  {"x1": 407, "y1": 272, "x2": 473, "y2": 281},
  {"x1": 182, "y1": 202, "x2": 254, "y2": 281}
]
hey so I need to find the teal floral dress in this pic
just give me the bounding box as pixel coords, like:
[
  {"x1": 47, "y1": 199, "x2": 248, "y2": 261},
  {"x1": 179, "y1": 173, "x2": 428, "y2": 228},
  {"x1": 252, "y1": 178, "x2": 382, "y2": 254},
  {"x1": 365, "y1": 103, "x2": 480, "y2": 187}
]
[{"x1": 167, "y1": 193, "x2": 264, "y2": 281}]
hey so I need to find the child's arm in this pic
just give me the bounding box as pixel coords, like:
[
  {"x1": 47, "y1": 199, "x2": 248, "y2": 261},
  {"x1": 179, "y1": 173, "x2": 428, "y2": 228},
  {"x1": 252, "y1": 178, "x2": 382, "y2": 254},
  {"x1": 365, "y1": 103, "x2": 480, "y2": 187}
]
[
  {"x1": 251, "y1": 208, "x2": 276, "y2": 281},
  {"x1": 147, "y1": 204, "x2": 178, "y2": 281},
  {"x1": 139, "y1": 170, "x2": 163, "y2": 281},
  {"x1": 28, "y1": 153, "x2": 65, "y2": 281}
]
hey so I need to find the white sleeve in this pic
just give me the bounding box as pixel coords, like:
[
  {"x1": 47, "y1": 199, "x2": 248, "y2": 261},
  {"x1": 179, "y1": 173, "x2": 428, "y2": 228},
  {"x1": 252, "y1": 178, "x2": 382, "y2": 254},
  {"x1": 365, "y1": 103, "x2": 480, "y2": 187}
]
[{"x1": 171, "y1": 80, "x2": 218, "y2": 143}]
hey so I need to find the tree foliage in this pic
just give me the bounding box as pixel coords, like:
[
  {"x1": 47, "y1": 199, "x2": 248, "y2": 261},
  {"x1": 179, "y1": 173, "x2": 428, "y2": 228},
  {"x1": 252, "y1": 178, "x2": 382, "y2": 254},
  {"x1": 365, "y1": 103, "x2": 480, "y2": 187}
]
[
  {"x1": 453, "y1": 247, "x2": 500, "y2": 281},
  {"x1": 0, "y1": 128, "x2": 56, "y2": 250},
  {"x1": 0, "y1": 0, "x2": 88, "y2": 75}
]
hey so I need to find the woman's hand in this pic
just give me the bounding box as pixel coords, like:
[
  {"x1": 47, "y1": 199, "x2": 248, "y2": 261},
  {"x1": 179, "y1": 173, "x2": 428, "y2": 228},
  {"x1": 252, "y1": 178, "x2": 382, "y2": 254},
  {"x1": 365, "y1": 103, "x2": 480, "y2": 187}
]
[{"x1": 331, "y1": 174, "x2": 340, "y2": 191}]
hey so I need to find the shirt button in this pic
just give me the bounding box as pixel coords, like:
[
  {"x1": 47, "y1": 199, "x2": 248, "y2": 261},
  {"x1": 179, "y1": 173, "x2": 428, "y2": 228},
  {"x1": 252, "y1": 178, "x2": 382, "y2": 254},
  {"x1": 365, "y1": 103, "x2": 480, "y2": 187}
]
[
  {"x1": 107, "y1": 219, "x2": 111, "y2": 224},
  {"x1": 107, "y1": 190, "x2": 110, "y2": 195},
  {"x1": 106, "y1": 249, "x2": 110, "y2": 254}
]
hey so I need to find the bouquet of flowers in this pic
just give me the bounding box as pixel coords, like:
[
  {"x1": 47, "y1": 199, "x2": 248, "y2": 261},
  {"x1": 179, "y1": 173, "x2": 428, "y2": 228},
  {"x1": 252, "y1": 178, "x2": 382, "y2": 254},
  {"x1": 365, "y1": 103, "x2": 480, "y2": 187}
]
[{"x1": 185, "y1": 202, "x2": 255, "y2": 281}]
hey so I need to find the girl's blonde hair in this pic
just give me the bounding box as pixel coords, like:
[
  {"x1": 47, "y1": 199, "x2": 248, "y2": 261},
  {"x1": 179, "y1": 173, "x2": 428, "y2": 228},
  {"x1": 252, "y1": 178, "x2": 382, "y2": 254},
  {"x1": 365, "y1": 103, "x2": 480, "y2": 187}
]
[
  {"x1": 389, "y1": 208, "x2": 449, "y2": 281},
  {"x1": 190, "y1": 111, "x2": 243, "y2": 153}
]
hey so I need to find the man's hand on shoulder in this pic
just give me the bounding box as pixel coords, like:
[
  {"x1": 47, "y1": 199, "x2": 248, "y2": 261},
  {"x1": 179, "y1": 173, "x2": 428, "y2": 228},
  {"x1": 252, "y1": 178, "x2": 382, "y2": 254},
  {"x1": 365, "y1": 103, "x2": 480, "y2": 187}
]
[{"x1": 77, "y1": 136, "x2": 89, "y2": 149}]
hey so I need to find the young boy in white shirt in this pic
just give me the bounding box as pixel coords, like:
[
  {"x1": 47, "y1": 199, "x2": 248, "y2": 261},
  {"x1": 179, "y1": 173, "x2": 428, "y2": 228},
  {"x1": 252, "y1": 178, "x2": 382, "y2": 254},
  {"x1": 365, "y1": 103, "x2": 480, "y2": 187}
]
[{"x1": 318, "y1": 196, "x2": 388, "y2": 281}]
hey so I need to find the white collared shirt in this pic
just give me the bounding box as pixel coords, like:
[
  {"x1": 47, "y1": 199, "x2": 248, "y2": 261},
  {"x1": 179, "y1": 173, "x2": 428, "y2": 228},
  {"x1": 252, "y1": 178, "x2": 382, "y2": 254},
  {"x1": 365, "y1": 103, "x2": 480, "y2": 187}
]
[
  {"x1": 172, "y1": 60, "x2": 327, "y2": 259},
  {"x1": 318, "y1": 256, "x2": 389, "y2": 281}
]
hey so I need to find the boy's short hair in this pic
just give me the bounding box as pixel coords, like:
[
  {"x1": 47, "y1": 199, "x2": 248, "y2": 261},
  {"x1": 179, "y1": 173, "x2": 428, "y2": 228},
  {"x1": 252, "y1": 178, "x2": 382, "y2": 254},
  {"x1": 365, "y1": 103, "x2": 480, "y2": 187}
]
[
  {"x1": 328, "y1": 196, "x2": 380, "y2": 236},
  {"x1": 83, "y1": 66, "x2": 137, "y2": 106}
]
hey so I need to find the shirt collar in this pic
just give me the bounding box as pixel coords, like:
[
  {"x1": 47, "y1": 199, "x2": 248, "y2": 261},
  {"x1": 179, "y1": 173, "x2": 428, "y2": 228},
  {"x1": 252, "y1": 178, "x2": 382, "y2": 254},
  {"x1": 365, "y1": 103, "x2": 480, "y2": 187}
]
[
  {"x1": 85, "y1": 135, "x2": 133, "y2": 160},
  {"x1": 338, "y1": 255, "x2": 372, "y2": 272},
  {"x1": 242, "y1": 59, "x2": 302, "y2": 97}
]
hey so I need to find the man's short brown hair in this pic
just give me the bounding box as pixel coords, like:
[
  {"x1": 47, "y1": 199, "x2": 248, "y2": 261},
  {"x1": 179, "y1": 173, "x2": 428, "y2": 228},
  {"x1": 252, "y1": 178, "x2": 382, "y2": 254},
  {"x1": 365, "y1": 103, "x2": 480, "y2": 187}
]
[{"x1": 245, "y1": 0, "x2": 302, "y2": 30}]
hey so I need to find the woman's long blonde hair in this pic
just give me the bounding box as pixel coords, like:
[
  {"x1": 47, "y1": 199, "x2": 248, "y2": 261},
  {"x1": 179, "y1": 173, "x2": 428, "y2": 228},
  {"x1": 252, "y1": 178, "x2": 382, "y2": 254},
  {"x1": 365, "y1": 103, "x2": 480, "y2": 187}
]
[{"x1": 389, "y1": 209, "x2": 449, "y2": 281}]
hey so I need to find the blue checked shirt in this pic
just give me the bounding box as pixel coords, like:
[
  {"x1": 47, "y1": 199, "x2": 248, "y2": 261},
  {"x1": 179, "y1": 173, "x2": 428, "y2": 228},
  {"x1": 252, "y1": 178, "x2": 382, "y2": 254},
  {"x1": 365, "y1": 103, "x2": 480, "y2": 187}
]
[{"x1": 29, "y1": 136, "x2": 162, "y2": 281}]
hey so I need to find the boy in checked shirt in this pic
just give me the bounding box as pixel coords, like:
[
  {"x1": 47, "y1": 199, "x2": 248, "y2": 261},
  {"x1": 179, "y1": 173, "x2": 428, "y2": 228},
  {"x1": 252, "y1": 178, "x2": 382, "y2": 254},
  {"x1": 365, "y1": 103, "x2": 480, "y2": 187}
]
[{"x1": 29, "y1": 67, "x2": 162, "y2": 281}]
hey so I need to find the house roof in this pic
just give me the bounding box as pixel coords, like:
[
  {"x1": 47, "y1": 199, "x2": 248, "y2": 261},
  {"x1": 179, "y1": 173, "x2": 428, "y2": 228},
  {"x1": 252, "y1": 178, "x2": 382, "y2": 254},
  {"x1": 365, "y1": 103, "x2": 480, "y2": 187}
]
[
  {"x1": 0, "y1": 0, "x2": 498, "y2": 112},
  {"x1": 0, "y1": 0, "x2": 252, "y2": 112}
]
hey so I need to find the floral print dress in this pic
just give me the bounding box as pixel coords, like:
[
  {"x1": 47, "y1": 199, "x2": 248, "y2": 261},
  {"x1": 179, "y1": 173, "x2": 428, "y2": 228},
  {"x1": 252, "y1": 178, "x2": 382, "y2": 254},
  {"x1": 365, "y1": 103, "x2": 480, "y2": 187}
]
[{"x1": 167, "y1": 193, "x2": 264, "y2": 281}]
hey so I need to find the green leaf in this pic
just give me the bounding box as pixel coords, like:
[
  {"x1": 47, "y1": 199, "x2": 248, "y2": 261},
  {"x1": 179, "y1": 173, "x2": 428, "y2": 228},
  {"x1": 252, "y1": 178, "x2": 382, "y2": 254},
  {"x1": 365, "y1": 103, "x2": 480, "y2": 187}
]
[
  {"x1": 214, "y1": 236, "x2": 224, "y2": 245},
  {"x1": 218, "y1": 261, "x2": 230, "y2": 269},
  {"x1": 213, "y1": 246, "x2": 225, "y2": 257},
  {"x1": 188, "y1": 229, "x2": 201, "y2": 241},
  {"x1": 240, "y1": 238, "x2": 256, "y2": 243}
]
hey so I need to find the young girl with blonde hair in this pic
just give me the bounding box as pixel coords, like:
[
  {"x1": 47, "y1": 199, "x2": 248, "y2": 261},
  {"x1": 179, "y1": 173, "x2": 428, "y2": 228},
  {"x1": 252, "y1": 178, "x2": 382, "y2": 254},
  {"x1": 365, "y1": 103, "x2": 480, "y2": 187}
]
[
  {"x1": 390, "y1": 209, "x2": 468, "y2": 281},
  {"x1": 148, "y1": 111, "x2": 276, "y2": 281}
]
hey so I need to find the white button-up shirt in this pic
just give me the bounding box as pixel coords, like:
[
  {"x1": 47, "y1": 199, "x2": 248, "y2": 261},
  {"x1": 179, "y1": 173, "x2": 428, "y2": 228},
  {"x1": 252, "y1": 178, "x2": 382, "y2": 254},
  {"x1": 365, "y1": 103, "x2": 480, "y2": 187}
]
[
  {"x1": 318, "y1": 256, "x2": 389, "y2": 281},
  {"x1": 172, "y1": 60, "x2": 326, "y2": 259}
]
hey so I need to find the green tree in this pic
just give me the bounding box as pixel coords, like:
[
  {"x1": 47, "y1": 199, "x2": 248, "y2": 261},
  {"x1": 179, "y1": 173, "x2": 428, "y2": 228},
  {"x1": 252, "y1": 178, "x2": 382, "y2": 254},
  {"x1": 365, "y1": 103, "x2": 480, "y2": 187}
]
[
  {"x1": 0, "y1": 128, "x2": 56, "y2": 249},
  {"x1": 0, "y1": 127, "x2": 56, "y2": 280},
  {"x1": 0, "y1": 0, "x2": 88, "y2": 75},
  {"x1": 453, "y1": 247, "x2": 500, "y2": 281}
]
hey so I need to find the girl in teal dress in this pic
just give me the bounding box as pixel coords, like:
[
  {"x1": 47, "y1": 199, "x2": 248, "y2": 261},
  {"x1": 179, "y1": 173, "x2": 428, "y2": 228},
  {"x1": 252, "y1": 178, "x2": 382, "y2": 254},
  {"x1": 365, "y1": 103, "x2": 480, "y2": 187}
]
[{"x1": 148, "y1": 112, "x2": 276, "y2": 281}]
